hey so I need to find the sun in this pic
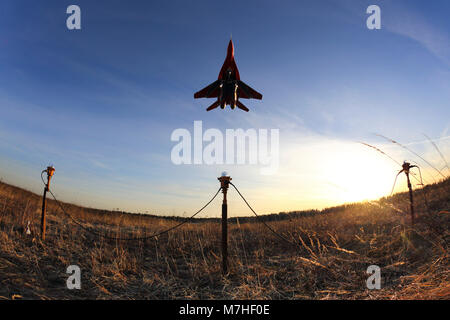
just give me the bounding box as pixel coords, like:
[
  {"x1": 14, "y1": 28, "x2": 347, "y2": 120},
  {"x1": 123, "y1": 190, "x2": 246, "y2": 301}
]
[{"x1": 318, "y1": 142, "x2": 398, "y2": 203}]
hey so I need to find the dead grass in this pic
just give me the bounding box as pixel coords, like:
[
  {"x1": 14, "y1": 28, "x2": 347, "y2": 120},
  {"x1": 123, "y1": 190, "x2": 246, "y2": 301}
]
[{"x1": 0, "y1": 179, "x2": 448, "y2": 300}]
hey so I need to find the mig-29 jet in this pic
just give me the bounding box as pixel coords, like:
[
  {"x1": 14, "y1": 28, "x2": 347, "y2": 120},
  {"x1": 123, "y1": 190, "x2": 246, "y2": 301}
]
[{"x1": 194, "y1": 39, "x2": 262, "y2": 112}]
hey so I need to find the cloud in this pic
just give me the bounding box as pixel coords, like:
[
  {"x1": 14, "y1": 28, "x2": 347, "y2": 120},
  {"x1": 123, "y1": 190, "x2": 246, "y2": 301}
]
[{"x1": 383, "y1": 4, "x2": 450, "y2": 67}]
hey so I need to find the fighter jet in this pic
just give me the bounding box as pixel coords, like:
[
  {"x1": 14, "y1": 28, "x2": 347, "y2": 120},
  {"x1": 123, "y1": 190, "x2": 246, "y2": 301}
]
[{"x1": 194, "y1": 39, "x2": 262, "y2": 112}]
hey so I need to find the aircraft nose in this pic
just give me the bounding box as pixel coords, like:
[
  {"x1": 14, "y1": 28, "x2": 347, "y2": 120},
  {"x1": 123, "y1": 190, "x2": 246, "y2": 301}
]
[{"x1": 227, "y1": 39, "x2": 234, "y2": 58}]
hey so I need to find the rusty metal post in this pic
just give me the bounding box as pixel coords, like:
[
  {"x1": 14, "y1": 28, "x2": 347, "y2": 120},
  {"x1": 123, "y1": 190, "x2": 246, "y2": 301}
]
[
  {"x1": 41, "y1": 166, "x2": 55, "y2": 240},
  {"x1": 405, "y1": 171, "x2": 415, "y2": 225},
  {"x1": 218, "y1": 173, "x2": 231, "y2": 274},
  {"x1": 402, "y1": 162, "x2": 415, "y2": 225}
]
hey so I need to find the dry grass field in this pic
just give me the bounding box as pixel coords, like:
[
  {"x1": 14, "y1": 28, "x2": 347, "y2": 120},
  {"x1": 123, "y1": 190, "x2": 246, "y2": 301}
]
[{"x1": 0, "y1": 178, "x2": 449, "y2": 300}]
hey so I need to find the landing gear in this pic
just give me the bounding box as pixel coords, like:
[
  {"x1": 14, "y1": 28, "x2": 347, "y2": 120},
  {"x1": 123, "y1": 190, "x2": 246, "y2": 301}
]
[{"x1": 230, "y1": 82, "x2": 238, "y2": 109}]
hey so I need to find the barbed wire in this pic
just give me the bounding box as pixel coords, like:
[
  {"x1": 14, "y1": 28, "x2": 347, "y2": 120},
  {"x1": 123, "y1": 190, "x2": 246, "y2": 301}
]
[
  {"x1": 229, "y1": 182, "x2": 300, "y2": 249},
  {"x1": 42, "y1": 171, "x2": 221, "y2": 241},
  {"x1": 389, "y1": 164, "x2": 431, "y2": 214},
  {"x1": 389, "y1": 164, "x2": 426, "y2": 196}
]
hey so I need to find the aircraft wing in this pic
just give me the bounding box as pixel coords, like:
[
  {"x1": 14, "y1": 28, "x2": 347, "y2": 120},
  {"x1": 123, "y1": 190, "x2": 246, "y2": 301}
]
[
  {"x1": 237, "y1": 80, "x2": 263, "y2": 100},
  {"x1": 194, "y1": 80, "x2": 220, "y2": 99}
]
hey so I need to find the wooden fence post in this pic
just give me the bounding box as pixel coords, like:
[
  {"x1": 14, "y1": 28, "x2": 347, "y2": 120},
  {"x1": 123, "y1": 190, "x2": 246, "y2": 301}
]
[
  {"x1": 41, "y1": 166, "x2": 55, "y2": 240},
  {"x1": 218, "y1": 173, "x2": 231, "y2": 274},
  {"x1": 402, "y1": 162, "x2": 415, "y2": 225}
]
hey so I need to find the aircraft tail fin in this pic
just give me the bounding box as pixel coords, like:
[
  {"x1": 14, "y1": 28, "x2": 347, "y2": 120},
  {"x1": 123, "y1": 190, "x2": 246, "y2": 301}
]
[
  {"x1": 206, "y1": 100, "x2": 220, "y2": 111},
  {"x1": 236, "y1": 100, "x2": 249, "y2": 112}
]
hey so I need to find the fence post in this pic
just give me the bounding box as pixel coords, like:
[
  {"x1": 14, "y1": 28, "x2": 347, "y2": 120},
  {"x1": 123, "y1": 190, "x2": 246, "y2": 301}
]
[
  {"x1": 402, "y1": 162, "x2": 415, "y2": 225},
  {"x1": 41, "y1": 166, "x2": 55, "y2": 240},
  {"x1": 218, "y1": 173, "x2": 231, "y2": 274}
]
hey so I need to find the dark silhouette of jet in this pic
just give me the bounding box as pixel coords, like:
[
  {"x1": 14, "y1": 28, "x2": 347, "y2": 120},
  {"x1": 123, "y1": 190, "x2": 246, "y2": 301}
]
[{"x1": 194, "y1": 39, "x2": 262, "y2": 112}]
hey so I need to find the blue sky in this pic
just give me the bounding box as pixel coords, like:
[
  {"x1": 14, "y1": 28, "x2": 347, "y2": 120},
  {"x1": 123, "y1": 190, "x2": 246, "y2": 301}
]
[{"x1": 0, "y1": 0, "x2": 449, "y2": 217}]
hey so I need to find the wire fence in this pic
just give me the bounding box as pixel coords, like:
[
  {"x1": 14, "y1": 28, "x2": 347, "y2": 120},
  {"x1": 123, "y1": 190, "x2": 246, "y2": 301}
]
[
  {"x1": 41, "y1": 167, "x2": 443, "y2": 248},
  {"x1": 41, "y1": 172, "x2": 302, "y2": 249},
  {"x1": 46, "y1": 184, "x2": 222, "y2": 241},
  {"x1": 229, "y1": 182, "x2": 300, "y2": 249}
]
